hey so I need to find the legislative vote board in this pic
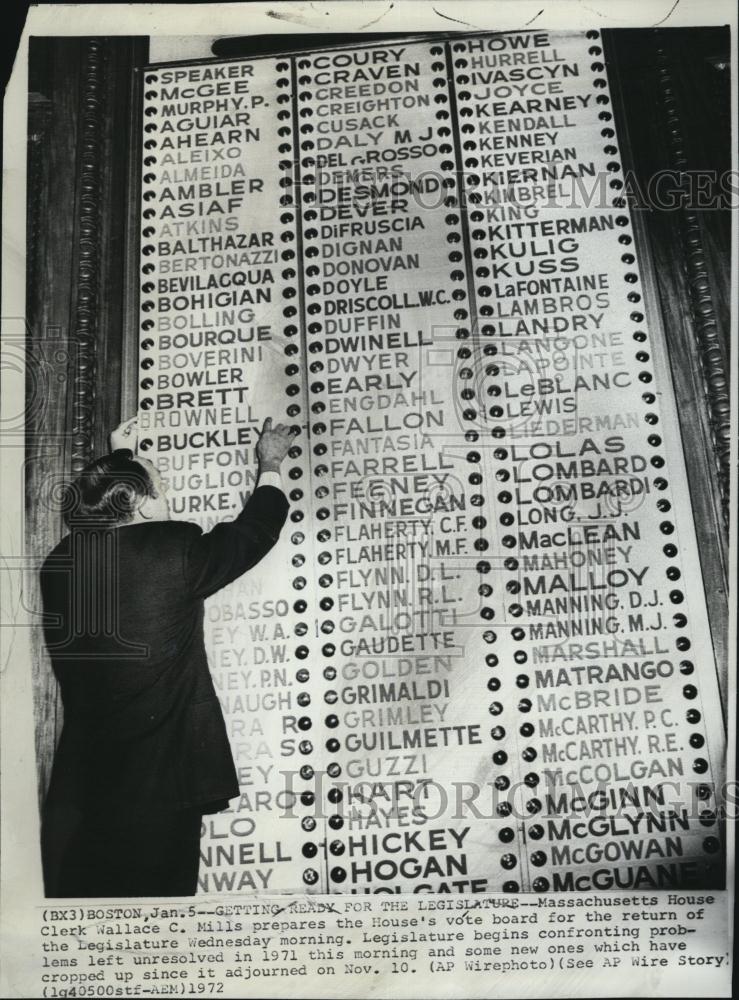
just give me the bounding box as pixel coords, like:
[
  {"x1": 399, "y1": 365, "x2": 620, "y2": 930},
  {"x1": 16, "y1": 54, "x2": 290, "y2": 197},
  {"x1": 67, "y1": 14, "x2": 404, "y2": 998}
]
[{"x1": 136, "y1": 30, "x2": 726, "y2": 894}]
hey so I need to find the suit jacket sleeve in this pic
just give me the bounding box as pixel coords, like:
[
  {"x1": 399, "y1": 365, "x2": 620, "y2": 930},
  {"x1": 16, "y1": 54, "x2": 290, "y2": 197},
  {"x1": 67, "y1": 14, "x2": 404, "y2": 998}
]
[{"x1": 183, "y1": 484, "x2": 289, "y2": 600}]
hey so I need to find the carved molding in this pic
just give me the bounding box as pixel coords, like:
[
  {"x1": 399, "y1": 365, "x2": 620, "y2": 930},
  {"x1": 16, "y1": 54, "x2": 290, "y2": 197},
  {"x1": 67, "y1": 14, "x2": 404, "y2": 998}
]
[
  {"x1": 70, "y1": 39, "x2": 107, "y2": 475},
  {"x1": 26, "y1": 95, "x2": 52, "y2": 321},
  {"x1": 654, "y1": 43, "x2": 731, "y2": 531}
]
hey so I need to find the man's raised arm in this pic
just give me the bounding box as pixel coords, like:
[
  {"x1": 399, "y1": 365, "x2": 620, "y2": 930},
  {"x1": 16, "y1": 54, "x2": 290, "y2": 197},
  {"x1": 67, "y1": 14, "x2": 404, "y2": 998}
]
[{"x1": 183, "y1": 418, "x2": 297, "y2": 600}]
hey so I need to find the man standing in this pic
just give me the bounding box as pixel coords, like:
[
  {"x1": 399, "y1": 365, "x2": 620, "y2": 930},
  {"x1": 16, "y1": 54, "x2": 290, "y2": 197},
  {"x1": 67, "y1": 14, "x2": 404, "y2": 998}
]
[{"x1": 39, "y1": 416, "x2": 296, "y2": 897}]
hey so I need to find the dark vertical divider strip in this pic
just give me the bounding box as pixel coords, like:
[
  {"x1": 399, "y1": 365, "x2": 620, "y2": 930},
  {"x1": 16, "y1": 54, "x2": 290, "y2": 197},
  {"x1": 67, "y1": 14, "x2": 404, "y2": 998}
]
[
  {"x1": 69, "y1": 39, "x2": 106, "y2": 475},
  {"x1": 443, "y1": 40, "x2": 480, "y2": 341},
  {"x1": 603, "y1": 28, "x2": 729, "y2": 704}
]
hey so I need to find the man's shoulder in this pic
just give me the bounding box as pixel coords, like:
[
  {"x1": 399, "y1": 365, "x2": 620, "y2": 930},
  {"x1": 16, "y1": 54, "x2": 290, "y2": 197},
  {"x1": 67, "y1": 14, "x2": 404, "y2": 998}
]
[
  {"x1": 127, "y1": 520, "x2": 203, "y2": 551},
  {"x1": 150, "y1": 520, "x2": 202, "y2": 536},
  {"x1": 41, "y1": 521, "x2": 203, "y2": 566}
]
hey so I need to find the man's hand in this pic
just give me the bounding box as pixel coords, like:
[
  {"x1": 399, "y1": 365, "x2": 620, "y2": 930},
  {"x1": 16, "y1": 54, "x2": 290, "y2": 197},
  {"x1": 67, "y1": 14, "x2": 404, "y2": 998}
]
[
  {"x1": 257, "y1": 417, "x2": 298, "y2": 473},
  {"x1": 110, "y1": 416, "x2": 138, "y2": 453}
]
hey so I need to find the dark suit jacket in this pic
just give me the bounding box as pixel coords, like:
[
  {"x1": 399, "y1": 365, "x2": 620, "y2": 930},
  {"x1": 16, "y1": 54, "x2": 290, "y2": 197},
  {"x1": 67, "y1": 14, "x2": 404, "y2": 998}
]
[{"x1": 39, "y1": 484, "x2": 289, "y2": 828}]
